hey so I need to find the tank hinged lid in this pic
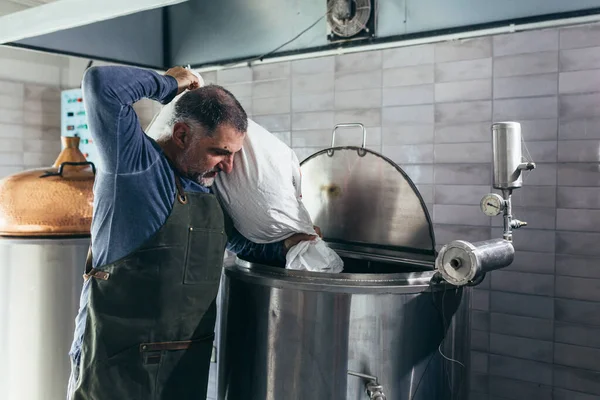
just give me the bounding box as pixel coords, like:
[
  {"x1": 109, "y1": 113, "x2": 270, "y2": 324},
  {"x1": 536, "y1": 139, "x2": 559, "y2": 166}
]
[{"x1": 299, "y1": 123, "x2": 436, "y2": 263}]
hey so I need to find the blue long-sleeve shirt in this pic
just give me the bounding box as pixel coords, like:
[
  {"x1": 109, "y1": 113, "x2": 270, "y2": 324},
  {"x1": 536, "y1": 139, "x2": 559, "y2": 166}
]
[
  {"x1": 82, "y1": 65, "x2": 284, "y2": 266},
  {"x1": 69, "y1": 66, "x2": 283, "y2": 361}
]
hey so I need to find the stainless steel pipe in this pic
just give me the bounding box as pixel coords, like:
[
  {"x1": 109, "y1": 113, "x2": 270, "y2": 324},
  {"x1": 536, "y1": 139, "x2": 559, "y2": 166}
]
[{"x1": 436, "y1": 238, "x2": 515, "y2": 286}]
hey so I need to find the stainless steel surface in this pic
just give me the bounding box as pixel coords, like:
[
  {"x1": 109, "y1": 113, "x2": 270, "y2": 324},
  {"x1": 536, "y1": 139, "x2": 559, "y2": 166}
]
[
  {"x1": 0, "y1": 237, "x2": 88, "y2": 400},
  {"x1": 492, "y1": 121, "x2": 523, "y2": 190},
  {"x1": 499, "y1": 189, "x2": 531, "y2": 242},
  {"x1": 436, "y1": 239, "x2": 515, "y2": 286},
  {"x1": 300, "y1": 146, "x2": 435, "y2": 258},
  {"x1": 501, "y1": 189, "x2": 514, "y2": 241},
  {"x1": 217, "y1": 260, "x2": 470, "y2": 400}
]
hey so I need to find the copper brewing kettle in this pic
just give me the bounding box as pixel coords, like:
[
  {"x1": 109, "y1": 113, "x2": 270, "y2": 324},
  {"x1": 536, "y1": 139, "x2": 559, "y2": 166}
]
[{"x1": 0, "y1": 136, "x2": 96, "y2": 237}]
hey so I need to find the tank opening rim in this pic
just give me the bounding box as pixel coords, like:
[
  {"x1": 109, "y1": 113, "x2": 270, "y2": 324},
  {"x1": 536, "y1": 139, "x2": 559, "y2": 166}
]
[
  {"x1": 230, "y1": 256, "x2": 439, "y2": 287},
  {"x1": 326, "y1": 238, "x2": 436, "y2": 258}
]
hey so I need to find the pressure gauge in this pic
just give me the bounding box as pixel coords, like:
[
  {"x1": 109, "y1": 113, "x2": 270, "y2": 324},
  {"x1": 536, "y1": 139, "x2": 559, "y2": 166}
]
[{"x1": 480, "y1": 193, "x2": 504, "y2": 217}]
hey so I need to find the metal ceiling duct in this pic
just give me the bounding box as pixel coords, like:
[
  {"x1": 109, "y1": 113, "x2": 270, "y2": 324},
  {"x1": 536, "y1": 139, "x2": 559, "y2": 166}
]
[
  {"x1": 0, "y1": 0, "x2": 188, "y2": 44},
  {"x1": 6, "y1": 0, "x2": 59, "y2": 7}
]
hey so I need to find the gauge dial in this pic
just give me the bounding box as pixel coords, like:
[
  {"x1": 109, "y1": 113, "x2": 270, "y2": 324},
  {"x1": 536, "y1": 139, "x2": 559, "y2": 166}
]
[{"x1": 480, "y1": 193, "x2": 504, "y2": 217}]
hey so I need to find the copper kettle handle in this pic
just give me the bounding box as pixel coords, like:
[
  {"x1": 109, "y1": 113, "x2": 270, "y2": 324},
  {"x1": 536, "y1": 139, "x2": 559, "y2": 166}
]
[{"x1": 40, "y1": 161, "x2": 97, "y2": 178}]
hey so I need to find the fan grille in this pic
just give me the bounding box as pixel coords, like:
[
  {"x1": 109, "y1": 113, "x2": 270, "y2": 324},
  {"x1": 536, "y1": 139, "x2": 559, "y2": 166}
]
[{"x1": 327, "y1": 0, "x2": 371, "y2": 38}]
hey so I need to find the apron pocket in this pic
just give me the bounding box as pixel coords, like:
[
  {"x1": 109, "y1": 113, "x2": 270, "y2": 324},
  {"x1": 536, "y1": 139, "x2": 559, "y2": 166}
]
[{"x1": 183, "y1": 227, "x2": 226, "y2": 284}]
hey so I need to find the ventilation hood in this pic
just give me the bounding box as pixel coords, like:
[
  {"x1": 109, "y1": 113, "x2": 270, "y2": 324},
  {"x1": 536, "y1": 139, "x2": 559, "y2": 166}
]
[
  {"x1": 0, "y1": 0, "x2": 186, "y2": 45},
  {"x1": 2, "y1": 0, "x2": 600, "y2": 70}
]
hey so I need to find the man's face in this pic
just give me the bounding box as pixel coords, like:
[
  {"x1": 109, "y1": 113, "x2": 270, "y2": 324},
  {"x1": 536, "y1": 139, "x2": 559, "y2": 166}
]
[{"x1": 175, "y1": 123, "x2": 244, "y2": 187}]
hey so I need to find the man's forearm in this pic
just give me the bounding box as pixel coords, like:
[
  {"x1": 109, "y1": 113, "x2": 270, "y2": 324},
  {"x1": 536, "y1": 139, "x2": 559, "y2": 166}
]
[
  {"x1": 226, "y1": 228, "x2": 286, "y2": 265},
  {"x1": 81, "y1": 66, "x2": 178, "y2": 174},
  {"x1": 82, "y1": 66, "x2": 178, "y2": 110}
]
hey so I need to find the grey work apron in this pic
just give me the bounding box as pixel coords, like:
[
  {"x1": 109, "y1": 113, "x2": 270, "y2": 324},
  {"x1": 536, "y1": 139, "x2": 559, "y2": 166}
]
[{"x1": 71, "y1": 177, "x2": 227, "y2": 400}]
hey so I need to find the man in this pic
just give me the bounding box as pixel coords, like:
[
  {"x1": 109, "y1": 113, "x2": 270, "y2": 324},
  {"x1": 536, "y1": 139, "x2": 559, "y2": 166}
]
[{"x1": 67, "y1": 65, "x2": 315, "y2": 400}]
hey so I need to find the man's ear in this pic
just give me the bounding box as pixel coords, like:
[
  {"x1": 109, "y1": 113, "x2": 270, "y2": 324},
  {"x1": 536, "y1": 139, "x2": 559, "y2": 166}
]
[{"x1": 172, "y1": 122, "x2": 189, "y2": 149}]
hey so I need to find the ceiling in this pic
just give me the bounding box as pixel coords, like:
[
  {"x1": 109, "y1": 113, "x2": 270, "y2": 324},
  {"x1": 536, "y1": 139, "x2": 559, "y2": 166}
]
[
  {"x1": 0, "y1": 0, "x2": 57, "y2": 15},
  {"x1": 3, "y1": 0, "x2": 600, "y2": 70}
]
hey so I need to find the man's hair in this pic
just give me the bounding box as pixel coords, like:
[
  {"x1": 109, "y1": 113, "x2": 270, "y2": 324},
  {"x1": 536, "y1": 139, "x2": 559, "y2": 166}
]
[{"x1": 170, "y1": 84, "x2": 248, "y2": 136}]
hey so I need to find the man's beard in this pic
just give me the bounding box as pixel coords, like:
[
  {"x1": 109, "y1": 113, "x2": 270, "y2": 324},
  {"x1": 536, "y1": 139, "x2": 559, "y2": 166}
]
[{"x1": 189, "y1": 168, "x2": 219, "y2": 187}]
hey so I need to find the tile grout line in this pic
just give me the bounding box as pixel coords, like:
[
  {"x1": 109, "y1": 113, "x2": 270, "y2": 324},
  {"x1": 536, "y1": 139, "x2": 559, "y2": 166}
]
[
  {"x1": 552, "y1": 28, "x2": 561, "y2": 393},
  {"x1": 487, "y1": 35, "x2": 496, "y2": 396}
]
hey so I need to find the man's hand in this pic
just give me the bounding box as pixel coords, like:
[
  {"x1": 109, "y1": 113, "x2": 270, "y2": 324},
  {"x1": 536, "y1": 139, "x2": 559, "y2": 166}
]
[
  {"x1": 282, "y1": 226, "x2": 323, "y2": 255},
  {"x1": 283, "y1": 232, "x2": 317, "y2": 255},
  {"x1": 313, "y1": 225, "x2": 322, "y2": 238},
  {"x1": 165, "y1": 67, "x2": 200, "y2": 95}
]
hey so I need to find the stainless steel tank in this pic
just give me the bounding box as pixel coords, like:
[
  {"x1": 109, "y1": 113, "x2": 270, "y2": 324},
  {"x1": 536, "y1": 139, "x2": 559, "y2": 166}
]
[
  {"x1": 0, "y1": 238, "x2": 88, "y2": 400},
  {"x1": 0, "y1": 137, "x2": 94, "y2": 400},
  {"x1": 217, "y1": 124, "x2": 471, "y2": 400}
]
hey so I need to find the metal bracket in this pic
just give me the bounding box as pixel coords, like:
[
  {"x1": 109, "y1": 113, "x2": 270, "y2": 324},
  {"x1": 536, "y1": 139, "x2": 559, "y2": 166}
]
[
  {"x1": 518, "y1": 161, "x2": 536, "y2": 171},
  {"x1": 348, "y1": 370, "x2": 387, "y2": 400}
]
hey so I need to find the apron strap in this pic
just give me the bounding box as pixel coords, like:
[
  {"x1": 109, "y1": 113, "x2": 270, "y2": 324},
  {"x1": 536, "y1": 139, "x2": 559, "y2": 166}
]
[
  {"x1": 139, "y1": 334, "x2": 215, "y2": 365},
  {"x1": 174, "y1": 175, "x2": 188, "y2": 205},
  {"x1": 139, "y1": 334, "x2": 215, "y2": 353},
  {"x1": 81, "y1": 173, "x2": 187, "y2": 282},
  {"x1": 148, "y1": 140, "x2": 187, "y2": 205}
]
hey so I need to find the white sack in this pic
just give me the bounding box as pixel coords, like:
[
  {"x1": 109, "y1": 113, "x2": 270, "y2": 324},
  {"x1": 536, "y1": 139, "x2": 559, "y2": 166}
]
[
  {"x1": 286, "y1": 239, "x2": 344, "y2": 273},
  {"x1": 145, "y1": 75, "x2": 343, "y2": 274}
]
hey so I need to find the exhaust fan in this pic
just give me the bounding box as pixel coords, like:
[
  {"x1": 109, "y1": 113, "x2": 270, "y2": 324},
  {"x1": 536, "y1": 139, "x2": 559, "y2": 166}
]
[{"x1": 326, "y1": 0, "x2": 375, "y2": 42}]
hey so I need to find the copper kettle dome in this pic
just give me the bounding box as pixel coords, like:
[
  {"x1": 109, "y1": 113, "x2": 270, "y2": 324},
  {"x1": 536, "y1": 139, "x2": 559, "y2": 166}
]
[{"x1": 0, "y1": 136, "x2": 95, "y2": 237}]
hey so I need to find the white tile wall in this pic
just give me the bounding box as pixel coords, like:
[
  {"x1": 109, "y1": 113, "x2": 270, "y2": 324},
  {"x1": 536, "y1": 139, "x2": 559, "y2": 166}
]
[
  {"x1": 0, "y1": 47, "x2": 159, "y2": 179},
  {"x1": 198, "y1": 22, "x2": 600, "y2": 400}
]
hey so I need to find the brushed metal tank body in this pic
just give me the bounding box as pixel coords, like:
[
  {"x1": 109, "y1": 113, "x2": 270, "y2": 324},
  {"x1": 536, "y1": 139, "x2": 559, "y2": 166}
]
[
  {"x1": 217, "y1": 126, "x2": 471, "y2": 400},
  {"x1": 0, "y1": 237, "x2": 88, "y2": 400},
  {"x1": 217, "y1": 260, "x2": 471, "y2": 400}
]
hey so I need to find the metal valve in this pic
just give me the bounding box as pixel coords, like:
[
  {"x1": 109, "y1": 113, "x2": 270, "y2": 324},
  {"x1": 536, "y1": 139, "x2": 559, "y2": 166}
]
[
  {"x1": 348, "y1": 371, "x2": 387, "y2": 400},
  {"x1": 511, "y1": 219, "x2": 527, "y2": 229}
]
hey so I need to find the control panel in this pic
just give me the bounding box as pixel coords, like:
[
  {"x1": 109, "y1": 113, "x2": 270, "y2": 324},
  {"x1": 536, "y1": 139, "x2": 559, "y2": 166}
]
[{"x1": 61, "y1": 88, "x2": 102, "y2": 170}]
